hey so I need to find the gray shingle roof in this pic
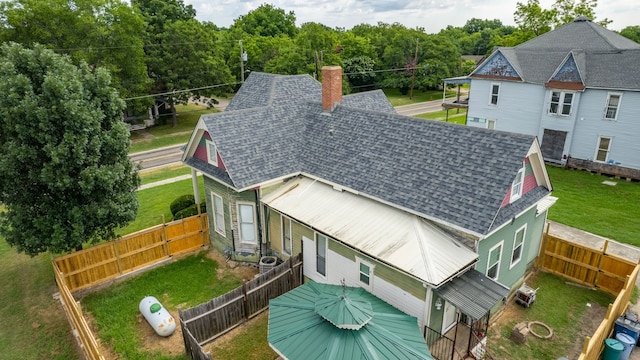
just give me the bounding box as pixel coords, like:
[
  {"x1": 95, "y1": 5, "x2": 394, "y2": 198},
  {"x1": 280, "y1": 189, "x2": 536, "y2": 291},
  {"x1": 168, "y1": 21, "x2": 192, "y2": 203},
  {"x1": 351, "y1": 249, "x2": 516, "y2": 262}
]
[
  {"x1": 478, "y1": 18, "x2": 640, "y2": 90},
  {"x1": 188, "y1": 72, "x2": 550, "y2": 236}
]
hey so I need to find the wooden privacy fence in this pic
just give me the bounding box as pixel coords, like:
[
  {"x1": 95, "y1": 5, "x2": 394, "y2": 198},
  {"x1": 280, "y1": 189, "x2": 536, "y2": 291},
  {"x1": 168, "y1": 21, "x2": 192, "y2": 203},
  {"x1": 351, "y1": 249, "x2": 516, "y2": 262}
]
[
  {"x1": 179, "y1": 253, "x2": 303, "y2": 360},
  {"x1": 54, "y1": 213, "x2": 209, "y2": 293},
  {"x1": 52, "y1": 260, "x2": 105, "y2": 360},
  {"x1": 577, "y1": 264, "x2": 640, "y2": 360},
  {"x1": 537, "y1": 225, "x2": 638, "y2": 295}
]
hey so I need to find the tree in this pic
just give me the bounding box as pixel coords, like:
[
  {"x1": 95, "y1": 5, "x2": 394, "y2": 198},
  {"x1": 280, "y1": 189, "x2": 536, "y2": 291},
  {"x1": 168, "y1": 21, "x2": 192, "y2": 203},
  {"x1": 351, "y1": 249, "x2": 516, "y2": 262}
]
[
  {"x1": 135, "y1": 0, "x2": 234, "y2": 125},
  {"x1": 231, "y1": 4, "x2": 297, "y2": 38},
  {"x1": 0, "y1": 43, "x2": 139, "y2": 256},
  {"x1": 553, "y1": 0, "x2": 611, "y2": 27},
  {"x1": 620, "y1": 26, "x2": 640, "y2": 43},
  {"x1": 514, "y1": 0, "x2": 556, "y2": 36},
  {"x1": 0, "y1": 0, "x2": 151, "y2": 113}
]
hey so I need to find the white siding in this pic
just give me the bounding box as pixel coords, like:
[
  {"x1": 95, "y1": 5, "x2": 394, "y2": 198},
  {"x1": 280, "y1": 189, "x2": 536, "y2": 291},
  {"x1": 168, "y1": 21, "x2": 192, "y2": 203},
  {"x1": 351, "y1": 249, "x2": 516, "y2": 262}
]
[
  {"x1": 468, "y1": 79, "x2": 545, "y2": 135},
  {"x1": 307, "y1": 246, "x2": 427, "y2": 328},
  {"x1": 570, "y1": 89, "x2": 640, "y2": 169}
]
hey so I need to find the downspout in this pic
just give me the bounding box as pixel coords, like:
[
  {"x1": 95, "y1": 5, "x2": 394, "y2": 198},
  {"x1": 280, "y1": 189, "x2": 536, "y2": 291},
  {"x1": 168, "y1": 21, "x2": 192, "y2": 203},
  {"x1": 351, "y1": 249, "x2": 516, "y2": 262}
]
[{"x1": 255, "y1": 189, "x2": 263, "y2": 260}]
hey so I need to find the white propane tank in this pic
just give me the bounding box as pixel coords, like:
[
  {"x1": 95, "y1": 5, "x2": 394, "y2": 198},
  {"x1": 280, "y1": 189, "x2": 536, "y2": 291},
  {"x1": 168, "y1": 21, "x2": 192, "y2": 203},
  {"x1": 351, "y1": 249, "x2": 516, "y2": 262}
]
[{"x1": 139, "y1": 296, "x2": 176, "y2": 337}]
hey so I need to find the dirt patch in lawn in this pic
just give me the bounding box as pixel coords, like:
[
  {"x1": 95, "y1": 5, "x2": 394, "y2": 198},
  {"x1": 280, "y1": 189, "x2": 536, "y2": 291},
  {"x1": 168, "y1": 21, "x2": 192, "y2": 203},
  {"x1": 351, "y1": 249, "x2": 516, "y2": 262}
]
[
  {"x1": 205, "y1": 247, "x2": 260, "y2": 282},
  {"x1": 136, "y1": 307, "x2": 185, "y2": 357}
]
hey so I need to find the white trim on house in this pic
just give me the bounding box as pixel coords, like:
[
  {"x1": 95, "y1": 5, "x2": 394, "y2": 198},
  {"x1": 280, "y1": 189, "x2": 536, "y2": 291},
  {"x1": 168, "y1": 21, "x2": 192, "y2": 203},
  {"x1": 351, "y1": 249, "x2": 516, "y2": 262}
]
[
  {"x1": 486, "y1": 241, "x2": 503, "y2": 281},
  {"x1": 509, "y1": 224, "x2": 527, "y2": 269},
  {"x1": 237, "y1": 202, "x2": 257, "y2": 245},
  {"x1": 356, "y1": 257, "x2": 374, "y2": 291},
  {"x1": 594, "y1": 136, "x2": 612, "y2": 163},
  {"x1": 281, "y1": 215, "x2": 292, "y2": 256},
  {"x1": 603, "y1": 92, "x2": 622, "y2": 121},
  {"x1": 211, "y1": 191, "x2": 226, "y2": 236},
  {"x1": 489, "y1": 83, "x2": 500, "y2": 106}
]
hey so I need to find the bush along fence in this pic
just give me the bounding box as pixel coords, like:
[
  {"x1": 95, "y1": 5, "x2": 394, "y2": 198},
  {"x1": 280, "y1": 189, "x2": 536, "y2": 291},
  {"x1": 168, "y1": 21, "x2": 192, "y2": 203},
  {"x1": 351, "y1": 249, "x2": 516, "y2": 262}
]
[
  {"x1": 179, "y1": 253, "x2": 303, "y2": 360},
  {"x1": 54, "y1": 213, "x2": 209, "y2": 293}
]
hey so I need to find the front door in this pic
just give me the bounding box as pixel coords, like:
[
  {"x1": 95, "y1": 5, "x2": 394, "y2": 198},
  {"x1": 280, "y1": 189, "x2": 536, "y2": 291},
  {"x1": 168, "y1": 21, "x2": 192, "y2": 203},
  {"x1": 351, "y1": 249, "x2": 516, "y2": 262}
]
[
  {"x1": 442, "y1": 301, "x2": 458, "y2": 333},
  {"x1": 541, "y1": 129, "x2": 567, "y2": 162}
]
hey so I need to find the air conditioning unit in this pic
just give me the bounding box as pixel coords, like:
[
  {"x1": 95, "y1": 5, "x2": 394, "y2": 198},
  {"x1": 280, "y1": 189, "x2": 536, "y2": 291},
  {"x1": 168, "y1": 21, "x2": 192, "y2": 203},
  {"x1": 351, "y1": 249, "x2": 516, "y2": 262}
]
[{"x1": 259, "y1": 256, "x2": 278, "y2": 274}]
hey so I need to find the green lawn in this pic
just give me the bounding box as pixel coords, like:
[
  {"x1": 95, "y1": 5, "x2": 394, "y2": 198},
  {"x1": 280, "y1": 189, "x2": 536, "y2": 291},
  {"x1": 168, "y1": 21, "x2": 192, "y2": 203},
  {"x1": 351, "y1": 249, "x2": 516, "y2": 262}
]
[
  {"x1": 547, "y1": 166, "x2": 640, "y2": 246},
  {"x1": 82, "y1": 252, "x2": 243, "y2": 360},
  {"x1": 206, "y1": 312, "x2": 277, "y2": 360},
  {"x1": 489, "y1": 272, "x2": 614, "y2": 360},
  {"x1": 415, "y1": 108, "x2": 467, "y2": 125},
  {"x1": 139, "y1": 164, "x2": 192, "y2": 185},
  {"x1": 384, "y1": 88, "x2": 458, "y2": 106}
]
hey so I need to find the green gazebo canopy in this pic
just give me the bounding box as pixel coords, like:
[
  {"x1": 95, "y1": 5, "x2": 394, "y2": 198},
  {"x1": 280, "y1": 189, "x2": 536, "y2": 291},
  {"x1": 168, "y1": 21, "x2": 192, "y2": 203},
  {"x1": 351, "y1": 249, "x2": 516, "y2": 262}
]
[{"x1": 268, "y1": 281, "x2": 434, "y2": 360}]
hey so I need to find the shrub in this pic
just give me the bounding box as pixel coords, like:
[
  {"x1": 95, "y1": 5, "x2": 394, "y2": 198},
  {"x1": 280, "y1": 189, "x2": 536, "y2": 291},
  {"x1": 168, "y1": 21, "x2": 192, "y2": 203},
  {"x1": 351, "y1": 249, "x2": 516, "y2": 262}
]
[
  {"x1": 174, "y1": 204, "x2": 199, "y2": 220},
  {"x1": 170, "y1": 194, "x2": 195, "y2": 216},
  {"x1": 199, "y1": 200, "x2": 207, "y2": 214}
]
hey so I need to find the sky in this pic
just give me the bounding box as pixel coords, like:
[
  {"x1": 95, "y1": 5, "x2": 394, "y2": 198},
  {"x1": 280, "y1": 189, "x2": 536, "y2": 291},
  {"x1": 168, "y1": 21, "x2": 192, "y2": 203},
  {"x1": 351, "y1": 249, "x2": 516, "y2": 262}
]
[{"x1": 182, "y1": 0, "x2": 638, "y2": 34}]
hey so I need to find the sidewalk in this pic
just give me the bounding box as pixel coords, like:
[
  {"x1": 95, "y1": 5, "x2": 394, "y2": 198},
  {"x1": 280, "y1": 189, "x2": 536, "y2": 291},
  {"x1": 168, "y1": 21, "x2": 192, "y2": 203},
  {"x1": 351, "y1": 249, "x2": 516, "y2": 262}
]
[{"x1": 138, "y1": 174, "x2": 193, "y2": 190}]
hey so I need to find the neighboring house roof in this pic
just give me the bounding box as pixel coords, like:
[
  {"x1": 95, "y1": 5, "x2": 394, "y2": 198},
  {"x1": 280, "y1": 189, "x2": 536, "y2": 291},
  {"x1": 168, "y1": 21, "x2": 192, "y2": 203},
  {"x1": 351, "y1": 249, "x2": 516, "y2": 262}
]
[
  {"x1": 472, "y1": 17, "x2": 640, "y2": 90},
  {"x1": 184, "y1": 71, "x2": 550, "y2": 236},
  {"x1": 268, "y1": 281, "x2": 434, "y2": 360},
  {"x1": 262, "y1": 176, "x2": 478, "y2": 287}
]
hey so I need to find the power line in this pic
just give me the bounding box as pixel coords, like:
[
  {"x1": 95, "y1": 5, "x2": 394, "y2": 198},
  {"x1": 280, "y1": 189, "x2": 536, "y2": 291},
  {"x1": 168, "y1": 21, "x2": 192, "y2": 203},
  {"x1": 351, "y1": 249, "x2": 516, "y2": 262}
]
[{"x1": 123, "y1": 83, "x2": 241, "y2": 101}]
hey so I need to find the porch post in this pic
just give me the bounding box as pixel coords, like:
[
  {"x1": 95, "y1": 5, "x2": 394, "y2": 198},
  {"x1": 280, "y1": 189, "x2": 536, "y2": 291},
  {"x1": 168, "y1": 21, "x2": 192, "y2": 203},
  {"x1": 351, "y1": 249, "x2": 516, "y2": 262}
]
[{"x1": 191, "y1": 169, "x2": 200, "y2": 204}]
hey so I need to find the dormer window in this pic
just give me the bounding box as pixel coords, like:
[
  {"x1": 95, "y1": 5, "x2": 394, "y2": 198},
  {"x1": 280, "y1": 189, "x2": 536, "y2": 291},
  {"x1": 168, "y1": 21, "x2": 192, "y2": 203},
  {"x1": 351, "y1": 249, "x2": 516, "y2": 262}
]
[
  {"x1": 206, "y1": 139, "x2": 218, "y2": 166},
  {"x1": 510, "y1": 165, "x2": 525, "y2": 202}
]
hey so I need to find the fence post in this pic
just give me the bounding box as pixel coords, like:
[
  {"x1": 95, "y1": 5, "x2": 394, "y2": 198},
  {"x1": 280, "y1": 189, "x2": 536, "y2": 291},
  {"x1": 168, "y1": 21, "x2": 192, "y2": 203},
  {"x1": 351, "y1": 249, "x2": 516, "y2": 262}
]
[
  {"x1": 162, "y1": 215, "x2": 170, "y2": 257},
  {"x1": 112, "y1": 241, "x2": 123, "y2": 277},
  {"x1": 536, "y1": 222, "x2": 550, "y2": 268},
  {"x1": 242, "y1": 280, "x2": 249, "y2": 319},
  {"x1": 593, "y1": 240, "x2": 608, "y2": 289}
]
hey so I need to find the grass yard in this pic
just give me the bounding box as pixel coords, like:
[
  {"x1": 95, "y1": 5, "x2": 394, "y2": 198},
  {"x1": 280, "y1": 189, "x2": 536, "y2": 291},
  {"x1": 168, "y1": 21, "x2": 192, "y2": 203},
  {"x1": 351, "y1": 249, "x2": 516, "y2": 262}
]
[
  {"x1": 415, "y1": 108, "x2": 467, "y2": 125},
  {"x1": 546, "y1": 166, "x2": 640, "y2": 246},
  {"x1": 0, "y1": 237, "x2": 80, "y2": 360},
  {"x1": 118, "y1": 176, "x2": 205, "y2": 235},
  {"x1": 488, "y1": 271, "x2": 614, "y2": 360},
  {"x1": 206, "y1": 312, "x2": 277, "y2": 360},
  {"x1": 139, "y1": 164, "x2": 192, "y2": 185},
  {"x1": 384, "y1": 88, "x2": 457, "y2": 106},
  {"x1": 82, "y1": 252, "x2": 244, "y2": 360}
]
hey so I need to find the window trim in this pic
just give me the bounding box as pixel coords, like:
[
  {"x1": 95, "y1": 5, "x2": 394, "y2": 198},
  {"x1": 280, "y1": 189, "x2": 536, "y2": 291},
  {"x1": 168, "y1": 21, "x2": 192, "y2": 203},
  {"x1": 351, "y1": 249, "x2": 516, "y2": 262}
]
[
  {"x1": 548, "y1": 90, "x2": 574, "y2": 116},
  {"x1": 510, "y1": 225, "x2": 526, "y2": 269},
  {"x1": 356, "y1": 257, "x2": 374, "y2": 290},
  {"x1": 603, "y1": 92, "x2": 622, "y2": 121},
  {"x1": 486, "y1": 242, "x2": 503, "y2": 281},
  {"x1": 237, "y1": 202, "x2": 257, "y2": 245},
  {"x1": 489, "y1": 83, "x2": 500, "y2": 106},
  {"x1": 281, "y1": 215, "x2": 292, "y2": 256},
  {"x1": 594, "y1": 136, "x2": 612, "y2": 163},
  {"x1": 487, "y1": 119, "x2": 496, "y2": 130},
  {"x1": 510, "y1": 165, "x2": 525, "y2": 202},
  {"x1": 206, "y1": 139, "x2": 218, "y2": 166},
  {"x1": 315, "y1": 232, "x2": 327, "y2": 277},
  {"x1": 211, "y1": 192, "x2": 225, "y2": 236}
]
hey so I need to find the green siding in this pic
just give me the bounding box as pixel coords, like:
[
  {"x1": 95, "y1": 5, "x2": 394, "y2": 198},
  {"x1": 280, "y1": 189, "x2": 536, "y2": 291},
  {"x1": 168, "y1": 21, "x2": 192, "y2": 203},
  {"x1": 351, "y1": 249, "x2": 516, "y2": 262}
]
[
  {"x1": 204, "y1": 176, "x2": 259, "y2": 261},
  {"x1": 476, "y1": 206, "x2": 544, "y2": 290}
]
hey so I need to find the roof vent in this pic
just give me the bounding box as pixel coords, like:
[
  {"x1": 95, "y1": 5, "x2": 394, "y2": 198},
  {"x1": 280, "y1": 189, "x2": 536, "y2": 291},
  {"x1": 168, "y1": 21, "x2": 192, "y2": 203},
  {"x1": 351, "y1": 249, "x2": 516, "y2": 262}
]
[{"x1": 574, "y1": 15, "x2": 591, "y2": 23}]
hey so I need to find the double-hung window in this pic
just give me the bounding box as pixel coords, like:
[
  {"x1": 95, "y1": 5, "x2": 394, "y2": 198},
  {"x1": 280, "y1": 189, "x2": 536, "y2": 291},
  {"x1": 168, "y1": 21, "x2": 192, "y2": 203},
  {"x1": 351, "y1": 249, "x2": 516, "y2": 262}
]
[
  {"x1": 206, "y1": 139, "x2": 218, "y2": 166},
  {"x1": 487, "y1": 243, "x2": 502, "y2": 281},
  {"x1": 549, "y1": 91, "x2": 573, "y2": 116},
  {"x1": 316, "y1": 233, "x2": 327, "y2": 276},
  {"x1": 595, "y1": 136, "x2": 612, "y2": 163},
  {"x1": 357, "y1": 258, "x2": 374, "y2": 290},
  {"x1": 604, "y1": 93, "x2": 621, "y2": 120},
  {"x1": 237, "y1": 203, "x2": 256, "y2": 244},
  {"x1": 282, "y1": 216, "x2": 292, "y2": 255},
  {"x1": 510, "y1": 226, "x2": 526, "y2": 268},
  {"x1": 211, "y1": 193, "x2": 225, "y2": 236},
  {"x1": 490, "y1": 83, "x2": 500, "y2": 105}
]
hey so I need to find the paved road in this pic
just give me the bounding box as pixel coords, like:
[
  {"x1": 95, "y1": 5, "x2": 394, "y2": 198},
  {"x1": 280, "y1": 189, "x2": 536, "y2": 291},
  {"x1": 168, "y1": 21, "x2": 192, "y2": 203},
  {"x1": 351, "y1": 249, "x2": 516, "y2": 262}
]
[
  {"x1": 130, "y1": 144, "x2": 185, "y2": 170},
  {"x1": 130, "y1": 99, "x2": 447, "y2": 169},
  {"x1": 394, "y1": 99, "x2": 445, "y2": 116}
]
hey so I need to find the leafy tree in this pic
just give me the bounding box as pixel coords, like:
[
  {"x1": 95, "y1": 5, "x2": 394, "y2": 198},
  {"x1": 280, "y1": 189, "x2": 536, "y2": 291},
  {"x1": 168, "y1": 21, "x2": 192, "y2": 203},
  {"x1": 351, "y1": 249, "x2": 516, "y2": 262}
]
[
  {"x1": 135, "y1": 0, "x2": 233, "y2": 125},
  {"x1": 0, "y1": 0, "x2": 150, "y2": 113},
  {"x1": 231, "y1": 3, "x2": 297, "y2": 38},
  {"x1": 463, "y1": 18, "x2": 504, "y2": 34},
  {"x1": 343, "y1": 55, "x2": 376, "y2": 92},
  {"x1": 553, "y1": 0, "x2": 611, "y2": 27},
  {"x1": 514, "y1": 0, "x2": 556, "y2": 36},
  {"x1": 0, "y1": 43, "x2": 139, "y2": 256},
  {"x1": 620, "y1": 26, "x2": 640, "y2": 43}
]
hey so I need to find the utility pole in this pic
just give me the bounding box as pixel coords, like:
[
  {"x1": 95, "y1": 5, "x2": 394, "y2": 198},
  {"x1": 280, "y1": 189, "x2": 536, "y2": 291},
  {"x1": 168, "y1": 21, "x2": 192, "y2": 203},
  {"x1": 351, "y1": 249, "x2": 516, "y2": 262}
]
[
  {"x1": 409, "y1": 38, "x2": 419, "y2": 100},
  {"x1": 239, "y1": 40, "x2": 245, "y2": 83}
]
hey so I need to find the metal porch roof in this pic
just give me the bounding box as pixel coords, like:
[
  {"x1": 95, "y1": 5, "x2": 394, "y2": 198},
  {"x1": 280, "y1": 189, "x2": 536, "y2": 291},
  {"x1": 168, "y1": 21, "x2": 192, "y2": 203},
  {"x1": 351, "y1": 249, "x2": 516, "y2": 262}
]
[
  {"x1": 261, "y1": 177, "x2": 478, "y2": 287},
  {"x1": 435, "y1": 269, "x2": 509, "y2": 320},
  {"x1": 268, "y1": 281, "x2": 434, "y2": 360}
]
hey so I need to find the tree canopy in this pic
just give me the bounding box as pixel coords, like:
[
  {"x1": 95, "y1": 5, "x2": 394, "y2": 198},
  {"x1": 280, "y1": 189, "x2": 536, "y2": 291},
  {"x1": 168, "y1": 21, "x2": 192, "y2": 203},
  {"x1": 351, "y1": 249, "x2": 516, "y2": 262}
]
[{"x1": 0, "y1": 43, "x2": 139, "y2": 256}]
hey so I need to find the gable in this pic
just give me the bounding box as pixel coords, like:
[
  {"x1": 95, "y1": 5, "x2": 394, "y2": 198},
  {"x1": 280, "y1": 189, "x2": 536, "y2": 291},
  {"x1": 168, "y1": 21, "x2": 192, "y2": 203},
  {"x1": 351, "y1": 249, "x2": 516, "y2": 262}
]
[
  {"x1": 471, "y1": 51, "x2": 522, "y2": 81},
  {"x1": 545, "y1": 53, "x2": 585, "y2": 91}
]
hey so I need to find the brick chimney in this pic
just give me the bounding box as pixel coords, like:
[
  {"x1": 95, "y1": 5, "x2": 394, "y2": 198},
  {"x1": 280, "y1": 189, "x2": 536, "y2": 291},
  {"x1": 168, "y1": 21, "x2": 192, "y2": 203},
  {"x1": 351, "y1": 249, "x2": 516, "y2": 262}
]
[{"x1": 322, "y1": 66, "x2": 342, "y2": 111}]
